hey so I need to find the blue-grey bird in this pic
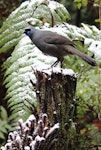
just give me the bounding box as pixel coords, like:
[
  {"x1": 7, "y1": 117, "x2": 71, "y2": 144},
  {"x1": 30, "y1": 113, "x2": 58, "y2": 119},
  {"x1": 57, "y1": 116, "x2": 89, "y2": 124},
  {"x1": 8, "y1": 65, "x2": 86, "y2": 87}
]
[{"x1": 24, "y1": 27, "x2": 96, "y2": 66}]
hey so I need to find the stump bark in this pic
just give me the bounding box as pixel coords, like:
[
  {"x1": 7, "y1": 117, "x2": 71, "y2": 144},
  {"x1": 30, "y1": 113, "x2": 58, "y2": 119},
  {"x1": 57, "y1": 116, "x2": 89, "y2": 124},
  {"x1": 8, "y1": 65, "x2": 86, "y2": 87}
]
[{"x1": 34, "y1": 68, "x2": 77, "y2": 150}]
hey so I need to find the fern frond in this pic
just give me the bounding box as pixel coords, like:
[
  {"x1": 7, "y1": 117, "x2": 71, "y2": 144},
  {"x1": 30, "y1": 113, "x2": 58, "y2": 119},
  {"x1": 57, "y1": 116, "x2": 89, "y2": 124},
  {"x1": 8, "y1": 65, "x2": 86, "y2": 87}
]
[{"x1": 0, "y1": 0, "x2": 101, "y2": 127}]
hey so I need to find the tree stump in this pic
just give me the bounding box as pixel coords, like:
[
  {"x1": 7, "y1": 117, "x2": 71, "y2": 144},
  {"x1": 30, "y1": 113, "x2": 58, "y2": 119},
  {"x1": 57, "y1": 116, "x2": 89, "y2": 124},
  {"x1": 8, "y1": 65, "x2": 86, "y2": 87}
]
[{"x1": 33, "y1": 68, "x2": 77, "y2": 150}]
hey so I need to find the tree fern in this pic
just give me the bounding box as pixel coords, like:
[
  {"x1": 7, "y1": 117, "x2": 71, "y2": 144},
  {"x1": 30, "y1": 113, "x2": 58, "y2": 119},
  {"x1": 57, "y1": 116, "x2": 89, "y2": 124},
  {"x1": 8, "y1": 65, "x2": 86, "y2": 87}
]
[
  {"x1": 0, "y1": 0, "x2": 71, "y2": 124},
  {"x1": 0, "y1": 0, "x2": 101, "y2": 145}
]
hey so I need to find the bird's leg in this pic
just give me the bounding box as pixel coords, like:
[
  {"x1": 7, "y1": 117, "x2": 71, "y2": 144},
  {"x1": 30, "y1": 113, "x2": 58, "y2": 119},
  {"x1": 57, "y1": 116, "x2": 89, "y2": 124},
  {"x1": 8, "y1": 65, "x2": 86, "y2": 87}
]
[
  {"x1": 42, "y1": 59, "x2": 63, "y2": 70},
  {"x1": 60, "y1": 59, "x2": 64, "y2": 68},
  {"x1": 51, "y1": 58, "x2": 64, "y2": 68},
  {"x1": 51, "y1": 59, "x2": 59, "y2": 68},
  {"x1": 42, "y1": 59, "x2": 59, "y2": 71}
]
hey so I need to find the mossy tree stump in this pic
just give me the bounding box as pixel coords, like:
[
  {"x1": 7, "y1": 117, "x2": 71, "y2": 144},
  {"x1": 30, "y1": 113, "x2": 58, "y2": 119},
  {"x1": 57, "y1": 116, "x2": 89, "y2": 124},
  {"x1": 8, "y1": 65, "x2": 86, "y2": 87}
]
[{"x1": 34, "y1": 68, "x2": 77, "y2": 150}]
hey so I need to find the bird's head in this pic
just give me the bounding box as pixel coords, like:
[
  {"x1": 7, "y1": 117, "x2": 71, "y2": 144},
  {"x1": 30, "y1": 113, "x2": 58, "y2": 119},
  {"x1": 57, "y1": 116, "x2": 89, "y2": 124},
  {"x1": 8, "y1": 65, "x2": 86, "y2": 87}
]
[{"x1": 24, "y1": 28, "x2": 32, "y2": 38}]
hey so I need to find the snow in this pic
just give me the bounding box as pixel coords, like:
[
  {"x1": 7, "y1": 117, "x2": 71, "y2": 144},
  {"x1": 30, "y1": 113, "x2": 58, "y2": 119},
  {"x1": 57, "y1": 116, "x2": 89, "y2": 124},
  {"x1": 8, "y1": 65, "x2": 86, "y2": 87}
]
[
  {"x1": 5, "y1": 143, "x2": 12, "y2": 149},
  {"x1": 30, "y1": 140, "x2": 36, "y2": 150},
  {"x1": 43, "y1": 26, "x2": 70, "y2": 38},
  {"x1": 18, "y1": 119, "x2": 23, "y2": 125},
  {"x1": 16, "y1": 35, "x2": 57, "y2": 70},
  {"x1": 35, "y1": 135, "x2": 45, "y2": 142},
  {"x1": 24, "y1": 146, "x2": 30, "y2": 150},
  {"x1": 81, "y1": 23, "x2": 92, "y2": 34},
  {"x1": 89, "y1": 41, "x2": 101, "y2": 60},
  {"x1": 0, "y1": 146, "x2": 5, "y2": 150},
  {"x1": 2, "y1": 0, "x2": 101, "y2": 128},
  {"x1": 42, "y1": 113, "x2": 47, "y2": 118},
  {"x1": 28, "y1": 0, "x2": 49, "y2": 9},
  {"x1": 62, "y1": 68, "x2": 76, "y2": 76},
  {"x1": 46, "y1": 123, "x2": 59, "y2": 138},
  {"x1": 40, "y1": 67, "x2": 76, "y2": 77},
  {"x1": 19, "y1": 36, "x2": 31, "y2": 46},
  {"x1": 48, "y1": 1, "x2": 64, "y2": 10},
  {"x1": 28, "y1": 114, "x2": 36, "y2": 121},
  {"x1": 84, "y1": 38, "x2": 94, "y2": 45},
  {"x1": 20, "y1": 24, "x2": 101, "y2": 72},
  {"x1": 41, "y1": 24, "x2": 101, "y2": 62},
  {"x1": 31, "y1": 0, "x2": 49, "y2": 5}
]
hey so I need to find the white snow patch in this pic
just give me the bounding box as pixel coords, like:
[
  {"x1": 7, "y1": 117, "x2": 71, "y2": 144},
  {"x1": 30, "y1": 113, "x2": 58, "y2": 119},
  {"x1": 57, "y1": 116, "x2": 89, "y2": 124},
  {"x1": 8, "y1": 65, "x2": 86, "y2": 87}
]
[
  {"x1": 28, "y1": 114, "x2": 36, "y2": 121},
  {"x1": 19, "y1": 36, "x2": 32, "y2": 45},
  {"x1": 31, "y1": 0, "x2": 49, "y2": 5},
  {"x1": 41, "y1": 68, "x2": 76, "y2": 77},
  {"x1": 88, "y1": 41, "x2": 101, "y2": 53},
  {"x1": 84, "y1": 38, "x2": 94, "y2": 45},
  {"x1": 48, "y1": 1, "x2": 64, "y2": 10},
  {"x1": 46, "y1": 123, "x2": 59, "y2": 138},
  {"x1": 24, "y1": 146, "x2": 30, "y2": 150},
  {"x1": 81, "y1": 23, "x2": 92, "y2": 34},
  {"x1": 88, "y1": 41, "x2": 101, "y2": 60},
  {"x1": 30, "y1": 140, "x2": 36, "y2": 149},
  {"x1": 42, "y1": 27, "x2": 69, "y2": 38},
  {"x1": 35, "y1": 135, "x2": 45, "y2": 142}
]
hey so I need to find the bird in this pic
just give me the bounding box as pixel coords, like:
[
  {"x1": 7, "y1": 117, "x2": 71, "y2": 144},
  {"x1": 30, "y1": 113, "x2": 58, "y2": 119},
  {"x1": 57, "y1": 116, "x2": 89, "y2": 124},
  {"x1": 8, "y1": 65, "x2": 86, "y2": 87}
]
[{"x1": 24, "y1": 27, "x2": 96, "y2": 67}]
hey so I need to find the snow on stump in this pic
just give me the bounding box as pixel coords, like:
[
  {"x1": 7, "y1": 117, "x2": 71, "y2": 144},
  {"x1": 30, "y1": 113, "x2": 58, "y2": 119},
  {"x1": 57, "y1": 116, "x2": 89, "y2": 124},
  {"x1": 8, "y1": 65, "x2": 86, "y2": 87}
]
[{"x1": 32, "y1": 67, "x2": 77, "y2": 149}]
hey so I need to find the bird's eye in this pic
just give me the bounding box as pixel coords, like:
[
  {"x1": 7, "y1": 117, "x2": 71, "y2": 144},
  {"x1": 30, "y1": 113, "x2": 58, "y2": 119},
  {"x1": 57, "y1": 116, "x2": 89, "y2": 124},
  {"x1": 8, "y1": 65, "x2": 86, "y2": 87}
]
[
  {"x1": 27, "y1": 30, "x2": 31, "y2": 36},
  {"x1": 27, "y1": 31, "x2": 31, "y2": 36}
]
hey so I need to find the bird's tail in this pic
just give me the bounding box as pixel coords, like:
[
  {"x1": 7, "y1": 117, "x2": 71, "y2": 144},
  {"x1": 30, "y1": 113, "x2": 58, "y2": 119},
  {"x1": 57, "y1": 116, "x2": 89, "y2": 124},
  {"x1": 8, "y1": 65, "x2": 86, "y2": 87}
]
[{"x1": 66, "y1": 45, "x2": 96, "y2": 66}]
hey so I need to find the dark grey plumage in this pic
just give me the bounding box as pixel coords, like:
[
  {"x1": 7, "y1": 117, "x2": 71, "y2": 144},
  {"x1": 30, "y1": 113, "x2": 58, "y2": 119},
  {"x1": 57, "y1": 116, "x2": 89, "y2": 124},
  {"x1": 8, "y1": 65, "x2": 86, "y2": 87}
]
[{"x1": 24, "y1": 27, "x2": 96, "y2": 66}]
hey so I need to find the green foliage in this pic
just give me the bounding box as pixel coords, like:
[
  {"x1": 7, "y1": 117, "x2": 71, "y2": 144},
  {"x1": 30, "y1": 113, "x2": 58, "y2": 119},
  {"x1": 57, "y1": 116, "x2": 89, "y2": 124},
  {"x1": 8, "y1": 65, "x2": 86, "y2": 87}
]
[
  {"x1": 2, "y1": 35, "x2": 38, "y2": 121},
  {"x1": 0, "y1": 106, "x2": 12, "y2": 146},
  {"x1": 77, "y1": 68, "x2": 101, "y2": 114},
  {"x1": 74, "y1": 0, "x2": 100, "y2": 9},
  {"x1": 74, "y1": 0, "x2": 87, "y2": 9},
  {"x1": 0, "y1": 0, "x2": 101, "y2": 147},
  {"x1": 62, "y1": 24, "x2": 101, "y2": 149},
  {"x1": 0, "y1": 0, "x2": 70, "y2": 53},
  {"x1": 0, "y1": 1, "x2": 70, "y2": 145},
  {"x1": 64, "y1": 49, "x2": 101, "y2": 149}
]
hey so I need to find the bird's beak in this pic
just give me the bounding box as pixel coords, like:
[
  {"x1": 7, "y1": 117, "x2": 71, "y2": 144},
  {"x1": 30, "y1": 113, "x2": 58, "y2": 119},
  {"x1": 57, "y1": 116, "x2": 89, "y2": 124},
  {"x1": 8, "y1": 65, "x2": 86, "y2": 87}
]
[{"x1": 24, "y1": 30, "x2": 26, "y2": 34}]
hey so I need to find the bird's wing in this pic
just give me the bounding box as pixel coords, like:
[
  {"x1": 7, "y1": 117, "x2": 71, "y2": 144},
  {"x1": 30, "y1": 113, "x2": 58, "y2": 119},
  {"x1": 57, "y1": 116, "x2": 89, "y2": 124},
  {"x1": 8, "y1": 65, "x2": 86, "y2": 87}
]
[{"x1": 43, "y1": 31, "x2": 74, "y2": 46}]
